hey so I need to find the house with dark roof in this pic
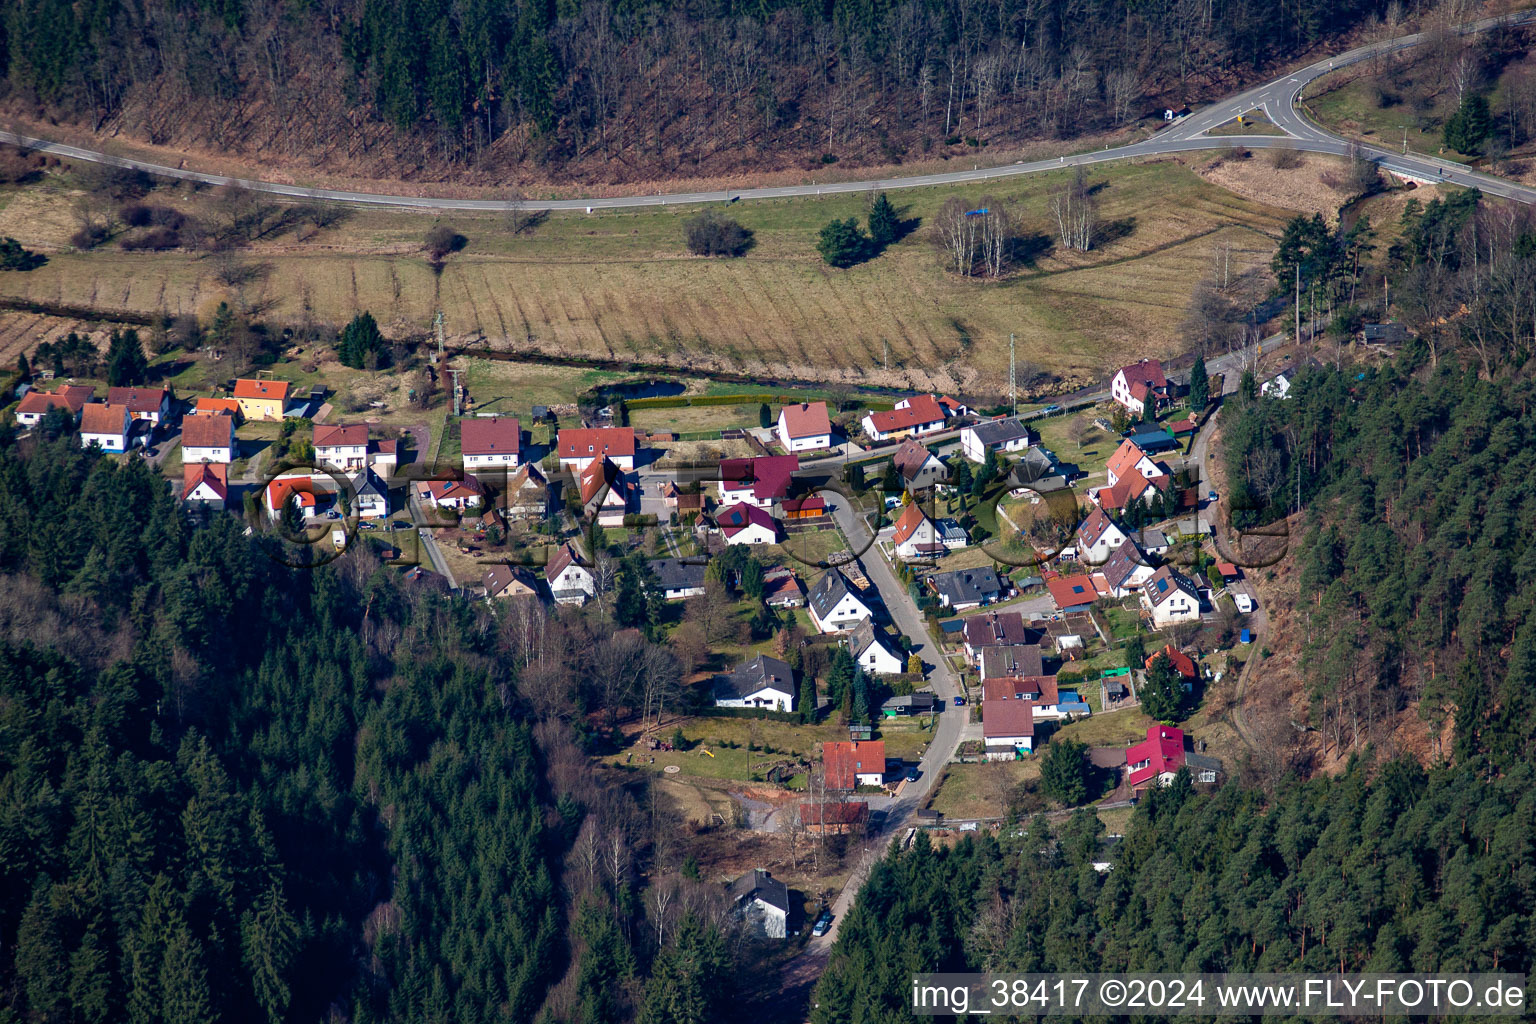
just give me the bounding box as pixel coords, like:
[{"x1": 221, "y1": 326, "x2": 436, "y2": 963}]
[
  {"x1": 107, "y1": 386, "x2": 171, "y2": 425},
  {"x1": 808, "y1": 568, "x2": 871, "y2": 632},
  {"x1": 1110, "y1": 359, "x2": 1170, "y2": 417},
  {"x1": 1101, "y1": 538, "x2": 1155, "y2": 597},
  {"x1": 928, "y1": 566, "x2": 1002, "y2": 610},
  {"x1": 716, "y1": 502, "x2": 781, "y2": 545},
  {"x1": 982, "y1": 699, "x2": 1035, "y2": 758},
  {"x1": 960, "y1": 417, "x2": 1035, "y2": 464},
  {"x1": 1076, "y1": 506, "x2": 1130, "y2": 564},
  {"x1": 714, "y1": 654, "x2": 796, "y2": 711},
  {"x1": 649, "y1": 557, "x2": 707, "y2": 600},
  {"x1": 718, "y1": 455, "x2": 799, "y2": 507},
  {"x1": 961, "y1": 612, "x2": 1037, "y2": 665},
  {"x1": 729, "y1": 869, "x2": 791, "y2": 938},
  {"x1": 881, "y1": 692, "x2": 940, "y2": 717},
  {"x1": 483, "y1": 564, "x2": 540, "y2": 601},
  {"x1": 979, "y1": 644, "x2": 1044, "y2": 683},
  {"x1": 822, "y1": 740, "x2": 886, "y2": 789},
  {"x1": 546, "y1": 542, "x2": 595, "y2": 605},
  {"x1": 847, "y1": 619, "x2": 904, "y2": 675},
  {"x1": 1141, "y1": 566, "x2": 1201, "y2": 627},
  {"x1": 1124, "y1": 427, "x2": 1179, "y2": 454},
  {"x1": 776, "y1": 401, "x2": 832, "y2": 452},
  {"x1": 891, "y1": 438, "x2": 947, "y2": 490},
  {"x1": 353, "y1": 469, "x2": 390, "y2": 519}
]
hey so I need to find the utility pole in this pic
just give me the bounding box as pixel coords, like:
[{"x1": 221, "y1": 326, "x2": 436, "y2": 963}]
[
  {"x1": 433, "y1": 310, "x2": 445, "y2": 365},
  {"x1": 1009, "y1": 333, "x2": 1017, "y2": 416},
  {"x1": 883, "y1": 338, "x2": 889, "y2": 373},
  {"x1": 1295, "y1": 264, "x2": 1301, "y2": 342}
]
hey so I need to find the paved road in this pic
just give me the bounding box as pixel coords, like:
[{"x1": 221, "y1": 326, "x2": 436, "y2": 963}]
[{"x1": 2, "y1": 9, "x2": 1533, "y2": 214}]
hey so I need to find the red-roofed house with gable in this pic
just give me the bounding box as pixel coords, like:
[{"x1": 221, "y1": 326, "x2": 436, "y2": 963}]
[
  {"x1": 233, "y1": 378, "x2": 290, "y2": 422},
  {"x1": 182, "y1": 463, "x2": 229, "y2": 510},
  {"x1": 861, "y1": 394, "x2": 947, "y2": 441},
  {"x1": 107, "y1": 386, "x2": 172, "y2": 425},
  {"x1": 1146, "y1": 644, "x2": 1197, "y2": 681},
  {"x1": 716, "y1": 502, "x2": 781, "y2": 545},
  {"x1": 314, "y1": 423, "x2": 371, "y2": 472},
  {"x1": 461, "y1": 416, "x2": 522, "y2": 470},
  {"x1": 1093, "y1": 469, "x2": 1170, "y2": 512},
  {"x1": 718, "y1": 455, "x2": 799, "y2": 508},
  {"x1": 16, "y1": 384, "x2": 94, "y2": 427},
  {"x1": 1105, "y1": 439, "x2": 1164, "y2": 488},
  {"x1": 982, "y1": 700, "x2": 1035, "y2": 758},
  {"x1": 776, "y1": 401, "x2": 832, "y2": 452},
  {"x1": 1047, "y1": 573, "x2": 1107, "y2": 614},
  {"x1": 181, "y1": 411, "x2": 236, "y2": 464},
  {"x1": 79, "y1": 402, "x2": 130, "y2": 452},
  {"x1": 891, "y1": 502, "x2": 941, "y2": 561},
  {"x1": 557, "y1": 427, "x2": 636, "y2": 472},
  {"x1": 266, "y1": 474, "x2": 316, "y2": 520},
  {"x1": 822, "y1": 740, "x2": 886, "y2": 790},
  {"x1": 1110, "y1": 359, "x2": 1170, "y2": 418},
  {"x1": 415, "y1": 474, "x2": 490, "y2": 512},
  {"x1": 1125, "y1": 725, "x2": 1223, "y2": 790}
]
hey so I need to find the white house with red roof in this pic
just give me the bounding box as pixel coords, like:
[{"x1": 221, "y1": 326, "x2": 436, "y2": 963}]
[
  {"x1": 1105, "y1": 439, "x2": 1163, "y2": 488},
  {"x1": 79, "y1": 402, "x2": 130, "y2": 451},
  {"x1": 181, "y1": 411, "x2": 236, "y2": 464},
  {"x1": 1126, "y1": 725, "x2": 1185, "y2": 789},
  {"x1": 1110, "y1": 359, "x2": 1170, "y2": 417},
  {"x1": 414, "y1": 474, "x2": 490, "y2": 512},
  {"x1": 822, "y1": 740, "x2": 886, "y2": 789},
  {"x1": 557, "y1": 427, "x2": 636, "y2": 472},
  {"x1": 982, "y1": 699, "x2": 1035, "y2": 758},
  {"x1": 461, "y1": 416, "x2": 522, "y2": 470},
  {"x1": 776, "y1": 401, "x2": 832, "y2": 452},
  {"x1": 716, "y1": 502, "x2": 781, "y2": 545},
  {"x1": 861, "y1": 394, "x2": 947, "y2": 441},
  {"x1": 314, "y1": 423, "x2": 370, "y2": 471},
  {"x1": 891, "y1": 502, "x2": 941, "y2": 561},
  {"x1": 1093, "y1": 469, "x2": 1170, "y2": 512},
  {"x1": 266, "y1": 474, "x2": 317, "y2": 520},
  {"x1": 578, "y1": 457, "x2": 632, "y2": 526},
  {"x1": 1075, "y1": 506, "x2": 1130, "y2": 564},
  {"x1": 15, "y1": 384, "x2": 94, "y2": 427},
  {"x1": 718, "y1": 455, "x2": 798, "y2": 508},
  {"x1": 107, "y1": 386, "x2": 172, "y2": 425},
  {"x1": 182, "y1": 463, "x2": 229, "y2": 510},
  {"x1": 546, "y1": 542, "x2": 595, "y2": 605}
]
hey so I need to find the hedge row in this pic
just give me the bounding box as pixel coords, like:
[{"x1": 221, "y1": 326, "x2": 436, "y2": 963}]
[
  {"x1": 690, "y1": 706, "x2": 802, "y2": 723},
  {"x1": 624, "y1": 393, "x2": 795, "y2": 410}
]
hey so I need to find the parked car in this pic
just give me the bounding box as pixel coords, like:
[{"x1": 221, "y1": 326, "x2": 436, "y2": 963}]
[
  {"x1": 1208, "y1": 490, "x2": 1219, "y2": 502},
  {"x1": 905, "y1": 767, "x2": 920, "y2": 782},
  {"x1": 1042, "y1": 404, "x2": 1062, "y2": 415},
  {"x1": 953, "y1": 695, "x2": 966, "y2": 706},
  {"x1": 812, "y1": 911, "x2": 833, "y2": 937}
]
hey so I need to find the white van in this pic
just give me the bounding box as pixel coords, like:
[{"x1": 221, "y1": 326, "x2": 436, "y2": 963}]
[{"x1": 1233, "y1": 591, "x2": 1255, "y2": 614}]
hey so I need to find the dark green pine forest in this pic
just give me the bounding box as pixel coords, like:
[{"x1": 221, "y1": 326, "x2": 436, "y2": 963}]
[
  {"x1": 0, "y1": 433, "x2": 736, "y2": 1023},
  {"x1": 814, "y1": 194, "x2": 1536, "y2": 1021}
]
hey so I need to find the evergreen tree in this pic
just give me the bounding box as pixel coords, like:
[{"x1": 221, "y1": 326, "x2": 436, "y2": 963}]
[
  {"x1": 159, "y1": 924, "x2": 212, "y2": 1024},
  {"x1": 1444, "y1": 93, "x2": 1493, "y2": 154},
  {"x1": 1040, "y1": 738, "x2": 1090, "y2": 805},
  {"x1": 868, "y1": 193, "x2": 898, "y2": 248},
  {"x1": 337, "y1": 311, "x2": 386, "y2": 370},
  {"x1": 851, "y1": 668, "x2": 871, "y2": 725},
  {"x1": 16, "y1": 351, "x2": 29, "y2": 380},
  {"x1": 798, "y1": 672, "x2": 818, "y2": 724},
  {"x1": 741, "y1": 557, "x2": 765, "y2": 600},
  {"x1": 1141, "y1": 652, "x2": 1185, "y2": 722},
  {"x1": 845, "y1": 462, "x2": 866, "y2": 492},
  {"x1": 106, "y1": 328, "x2": 148, "y2": 386},
  {"x1": 1189, "y1": 355, "x2": 1209, "y2": 410},
  {"x1": 758, "y1": 402, "x2": 771, "y2": 428},
  {"x1": 816, "y1": 218, "x2": 869, "y2": 268}
]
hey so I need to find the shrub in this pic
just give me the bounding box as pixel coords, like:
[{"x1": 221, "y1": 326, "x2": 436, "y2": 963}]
[
  {"x1": 816, "y1": 218, "x2": 869, "y2": 268},
  {"x1": 425, "y1": 224, "x2": 466, "y2": 261},
  {"x1": 1269, "y1": 147, "x2": 1303, "y2": 170},
  {"x1": 683, "y1": 211, "x2": 753, "y2": 257}
]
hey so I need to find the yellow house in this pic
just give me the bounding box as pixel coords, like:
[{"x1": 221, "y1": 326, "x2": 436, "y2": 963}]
[{"x1": 233, "y1": 378, "x2": 291, "y2": 422}]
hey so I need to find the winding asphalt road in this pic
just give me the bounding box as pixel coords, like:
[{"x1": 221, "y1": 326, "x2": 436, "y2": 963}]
[{"x1": 2, "y1": 9, "x2": 1535, "y2": 214}]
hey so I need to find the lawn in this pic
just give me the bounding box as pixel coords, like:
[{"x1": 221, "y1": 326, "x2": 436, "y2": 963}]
[
  {"x1": 927, "y1": 760, "x2": 1040, "y2": 819},
  {"x1": 770, "y1": 528, "x2": 850, "y2": 571},
  {"x1": 0, "y1": 159, "x2": 1293, "y2": 391},
  {"x1": 603, "y1": 715, "x2": 850, "y2": 785},
  {"x1": 1033, "y1": 409, "x2": 1117, "y2": 477},
  {"x1": 628, "y1": 403, "x2": 763, "y2": 435},
  {"x1": 1053, "y1": 706, "x2": 1159, "y2": 748},
  {"x1": 877, "y1": 719, "x2": 937, "y2": 761}
]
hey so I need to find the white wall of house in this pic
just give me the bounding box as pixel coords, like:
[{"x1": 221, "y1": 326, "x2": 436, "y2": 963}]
[
  {"x1": 855, "y1": 639, "x2": 904, "y2": 675},
  {"x1": 894, "y1": 518, "x2": 939, "y2": 560},
  {"x1": 809, "y1": 594, "x2": 871, "y2": 633},
  {"x1": 715, "y1": 686, "x2": 795, "y2": 711},
  {"x1": 465, "y1": 451, "x2": 522, "y2": 470},
  {"x1": 318, "y1": 444, "x2": 368, "y2": 471},
  {"x1": 1146, "y1": 590, "x2": 1200, "y2": 627},
  {"x1": 724, "y1": 523, "x2": 778, "y2": 545},
  {"x1": 81, "y1": 430, "x2": 127, "y2": 452},
  {"x1": 1078, "y1": 524, "x2": 1128, "y2": 564},
  {"x1": 1111, "y1": 371, "x2": 1145, "y2": 415},
  {"x1": 550, "y1": 565, "x2": 596, "y2": 604},
  {"x1": 183, "y1": 443, "x2": 235, "y2": 464}
]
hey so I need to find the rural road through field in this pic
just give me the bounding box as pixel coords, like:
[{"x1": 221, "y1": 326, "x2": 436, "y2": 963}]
[{"x1": 3, "y1": 10, "x2": 1535, "y2": 213}]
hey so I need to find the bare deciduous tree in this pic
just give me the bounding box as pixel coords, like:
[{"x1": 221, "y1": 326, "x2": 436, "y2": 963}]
[{"x1": 1048, "y1": 167, "x2": 1096, "y2": 252}]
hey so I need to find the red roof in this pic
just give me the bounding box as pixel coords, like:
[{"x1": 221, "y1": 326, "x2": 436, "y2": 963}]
[
  {"x1": 866, "y1": 394, "x2": 945, "y2": 434},
  {"x1": 314, "y1": 423, "x2": 369, "y2": 448},
  {"x1": 1126, "y1": 725, "x2": 1185, "y2": 786},
  {"x1": 415, "y1": 475, "x2": 488, "y2": 504},
  {"x1": 182, "y1": 462, "x2": 228, "y2": 500},
  {"x1": 233, "y1": 378, "x2": 290, "y2": 401},
  {"x1": 579, "y1": 457, "x2": 616, "y2": 504},
  {"x1": 1097, "y1": 472, "x2": 1170, "y2": 510},
  {"x1": 781, "y1": 495, "x2": 825, "y2": 515},
  {"x1": 1047, "y1": 573, "x2": 1102, "y2": 610},
  {"x1": 558, "y1": 427, "x2": 635, "y2": 461},
  {"x1": 719, "y1": 455, "x2": 799, "y2": 502},
  {"x1": 180, "y1": 411, "x2": 234, "y2": 450},
  {"x1": 79, "y1": 402, "x2": 128, "y2": 435},
  {"x1": 267, "y1": 476, "x2": 315, "y2": 512},
  {"x1": 460, "y1": 416, "x2": 521, "y2": 457},
  {"x1": 716, "y1": 502, "x2": 779, "y2": 539},
  {"x1": 1216, "y1": 561, "x2": 1239, "y2": 580},
  {"x1": 1147, "y1": 645, "x2": 1197, "y2": 679},
  {"x1": 18, "y1": 384, "x2": 94, "y2": 416},
  {"x1": 982, "y1": 676, "x2": 1058, "y2": 704},
  {"x1": 822, "y1": 740, "x2": 886, "y2": 789},
  {"x1": 106, "y1": 386, "x2": 168, "y2": 415},
  {"x1": 982, "y1": 699, "x2": 1036, "y2": 740},
  {"x1": 193, "y1": 397, "x2": 241, "y2": 417},
  {"x1": 1107, "y1": 439, "x2": 1153, "y2": 484},
  {"x1": 891, "y1": 502, "x2": 930, "y2": 545},
  {"x1": 778, "y1": 401, "x2": 831, "y2": 439},
  {"x1": 1117, "y1": 359, "x2": 1168, "y2": 400}
]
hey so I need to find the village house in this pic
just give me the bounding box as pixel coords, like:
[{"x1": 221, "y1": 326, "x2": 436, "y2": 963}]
[
  {"x1": 714, "y1": 654, "x2": 796, "y2": 711},
  {"x1": 718, "y1": 455, "x2": 799, "y2": 508},
  {"x1": 983, "y1": 673, "x2": 1055, "y2": 703},
  {"x1": 1138, "y1": 527, "x2": 1171, "y2": 556},
  {"x1": 776, "y1": 401, "x2": 833, "y2": 452},
  {"x1": 1076, "y1": 506, "x2": 1130, "y2": 564},
  {"x1": 1101, "y1": 538, "x2": 1156, "y2": 597},
  {"x1": 265, "y1": 474, "x2": 316, "y2": 520},
  {"x1": 1146, "y1": 644, "x2": 1198, "y2": 690},
  {"x1": 181, "y1": 463, "x2": 228, "y2": 511},
  {"x1": 180, "y1": 411, "x2": 236, "y2": 464},
  {"x1": 483, "y1": 564, "x2": 540, "y2": 601},
  {"x1": 415, "y1": 474, "x2": 490, "y2": 513},
  {"x1": 460, "y1": 416, "x2": 522, "y2": 470},
  {"x1": 961, "y1": 611, "x2": 1037, "y2": 665},
  {"x1": 314, "y1": 423, "x2": 370, "y2": 472},
  {"x1": 808, "y1": 568, "x2": 872, "y2": 632},
  {"x1": 891, "y1": 502, "x2": 943, "y2": 561},
  {"x1": 729, "y1": 869, "x2": 790, "y2": 939},
  {"x1": 891, "y1": 438, "x2": 948, "y2": 491},
  {"x1": 1124, "y1": 426, "x2": 1179, "y2": 455},
  {"x1": 1110, "y1": 358, "x2": 1170, "y2": 417},
  {"x1": 861, "y1": 393, "x2": 947, "y2": 441},
  {"x1": 1094, "y1": 468, "x2": 1171, "y2": 512},
  {"x1": 502, "y1": 464, "x2": 550, "y2": 520},
  {"x1": 927, "y1": 566, "x2": 1002, "y2": 611},
  {"x1": 979, "y1": 644, "x2": 1045, "y2": 684},
  {"x1": 233, "y1": 378, "x2": 290, "y2": 422},
  {"x1": 1105, "y1": 439, "x2": 1164, "y2": 489},
  {"x1": 546, "y1": 542, "x2": 596, "y2": 606},
  {"x1": 1046, "y1": 573, "x2": 1107, "y2": 614},
  {"x1": 578, "y1": 457, "x2": 631, "y2": 527},
  {"x1": 847, "y1": 619, "x2": 904, "y2": 675},
  {"x1": 15, "y1": 384, "x2": 94, "y2": 427},
  {"x1": 79, "y1": 402, "x2": 130, "y2": 452},
  {"x1": 822, "y1": 739, "x2": 886, "y2": 789},
  {"x1": 1141, "y1": 565, "x2": 1202, "y2": 627},
  {"x1": 796, "y1": 801, "x2": 869, "y2": 835},
  {"x1": 649, "y1": 557, "x2": 707, "y2": 600},
  {"x1": 781, "y1": 495, "x2": 826, "y2": 520},
  {"x1": 107, "y1": 386, "x2": 172, "y2": 427},
  {"x1": 1125, "y1": 725, "x2": 1221, "y2": 790},
  {"x1": 192, "y1": 397, "x2": 241, "y2": 422},
  {"x1": 557, "y1": 427, "x2": 637, "y2": 472},
  {"x1": 960, "y1": 417, "x2": 1035, "y2": 464},
  {"x1": 352, "y1": 470, "x2": 390, "y2": 519},
  {"x1": 881, "y1": 692, "x2": 940, "y2": 717},
  {"x1": 763, "y1": 566, "x2": 805, "y2": 608},
  {"x1": 982, "y1": 700, "x2": 1035, "y2": 758},
  {"x1": 716, "y1": 502, "x2": 781, "y2": 545}
]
